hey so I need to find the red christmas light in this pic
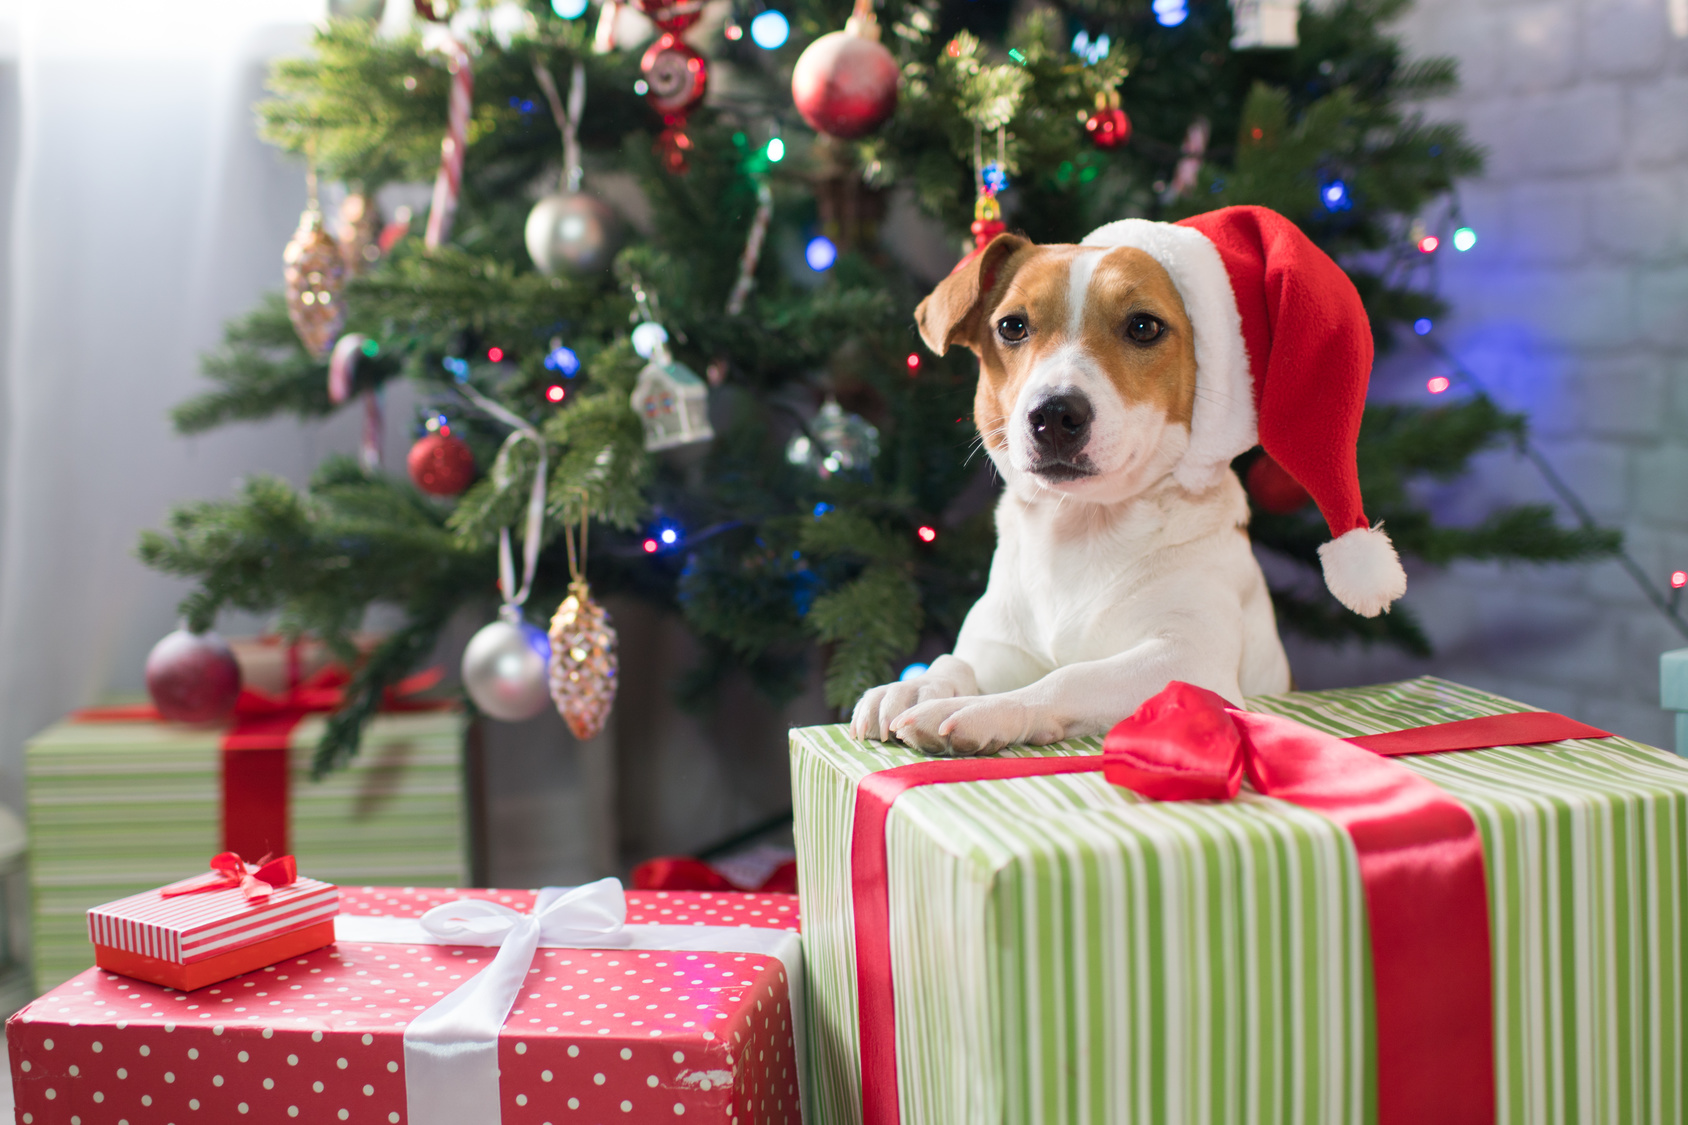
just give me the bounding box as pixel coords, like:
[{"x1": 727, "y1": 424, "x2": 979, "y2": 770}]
[
  {"x1": 546, "y1": 385, "x2": 566, "y2": 403},
  {"x1": 1427, "y1": 376, "x2": 1451, "y2": 394},
  {"x1": 917, "y1": 526, "x2": 937, "y2": 543},
  {"x1": 487, "y1": 346, "x2": 505, "y2": 362},
  {"x1": 1418, "y1": 235, "x2": 1439, "y2": 254},
  {"x1": 1672, "y1": 571, "x2": 1687, "y2": 590},
  {"x1": 643, "y1": 539, "x2": 660, "y2": 553},
  {"x1": 906, "y1": 353, "x2": 920, "y2": 374}
]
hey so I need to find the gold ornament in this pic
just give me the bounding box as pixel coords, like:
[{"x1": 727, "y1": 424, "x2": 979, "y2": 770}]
[
  {"x1": 549, "y1": 579, "x2": 618, "y2": 741},
  {"x1": 547, "y1": 510, "x2": 618, "y2": 740},
  {"x1": 283, "y1": 206, "x2": 346, "y2": 360}
]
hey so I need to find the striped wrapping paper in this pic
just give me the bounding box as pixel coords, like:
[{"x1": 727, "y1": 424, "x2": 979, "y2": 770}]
[
  {"x1": 791, "y1": 676, "x2": 1688, "y2": 1125},
  {"x1": 88, "y1": 877, "x2": 339, "y2": 963},
  {"x1": 28, "y1": 708, "x2": 466, "y2": 992}
]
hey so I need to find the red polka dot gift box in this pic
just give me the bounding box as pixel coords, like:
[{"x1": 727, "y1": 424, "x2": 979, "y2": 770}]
[{"x1": 8, "y1": 884, "x2": 805, "y2": 1125}]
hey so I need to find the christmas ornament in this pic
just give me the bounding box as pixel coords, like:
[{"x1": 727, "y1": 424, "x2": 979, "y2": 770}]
[
  {"x1": 725, "y1": 177, "x2": 774, "y2": 315},
  {"x1": 1084, "y1": 89, "x2": 1131, "y2": 149},
  {"x1": 408, "y1": 431, "x2": 475, "y2": 496},
  {"x1": 328, "y1": 332, "x2": 368, "y2": 405},
  {"x1": 456, "y1": 379, "x2": 559, "y2": 723},
  {"x1": 462, "y1": 613, "x2": 552, "y2": 721},
  {"x1": 422, "y1": 29, "x2": 474, "y2": 248},
  {"x1": 785, "y1": 398, "x2": 878, "y2": 479},
  {"x1": 549, "y1": 510, "x2": 618, "y2": 741},
  {"x1": 640, "y1": 34, "x2": 707, "y2": 172},
  {"x1": 1231, "y1": 0, "x2": 1299, "y2": 48},
  {"x1": 629, "y1": 0, "x2": 703, "y2": 31},
  {"x1": 336, "y1": 191, "x2": 381, "y2": 274},
  {"x1": 627, "y1": 280, "x2": 713, "y2": 450},
  {"x1": 1161, "y1": 117, "x2": 1210, "y2": 202},
  {"x1": 1245, "y1": 452, "x2": 1311, "y2": 513},
  {"x1": 525, "y1": 63, "x2": 623, "y2": 275},
  {"x1": 145, "y1": 629, "x2": 243, "y2": 725},
  {"x1": 282, "y1": 187, "x2": 346, "y2": 360},
  {"x1": 791, "y1": 0, "x2": 898, "y2": 140},
  {"x1": 968, "y1": 126, "x2": 1008, "y2": 252}
]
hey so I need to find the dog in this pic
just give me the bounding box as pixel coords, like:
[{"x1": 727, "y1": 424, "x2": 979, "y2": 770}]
[{"x1": 850, "y1": 229, "x2": 1296, "y2": 757}]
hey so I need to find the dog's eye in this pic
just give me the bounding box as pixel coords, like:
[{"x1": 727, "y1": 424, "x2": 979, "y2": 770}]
[
  {"x1": 1125, "y1": 313, "x2": 1165, "y2": 343},
  {"x1": 996, "y1": 315, "x2": 1029, "y2": 343}
]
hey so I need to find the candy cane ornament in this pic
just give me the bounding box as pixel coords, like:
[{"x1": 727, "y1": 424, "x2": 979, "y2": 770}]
[{"x1": 425, "y1": 34, "x2": 474, "y2": 250}]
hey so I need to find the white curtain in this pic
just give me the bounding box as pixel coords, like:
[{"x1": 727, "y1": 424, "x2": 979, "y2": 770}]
[{"x1": 0, "y1": 0, "x2": 371, "y2": 811}]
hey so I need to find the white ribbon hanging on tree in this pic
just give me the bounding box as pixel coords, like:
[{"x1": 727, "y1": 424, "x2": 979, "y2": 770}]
[
  {"x1": 333, "y1": 879, "x2": 807, "y2": 1125},
  {"x1": 455, "y1": 380, "x2": 548, "y2": 622}
]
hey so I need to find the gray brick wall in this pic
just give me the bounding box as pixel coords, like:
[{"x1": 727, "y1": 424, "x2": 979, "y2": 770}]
[{"x1": 1281, "y1": 0, "x2": 1688, "y2": 746}]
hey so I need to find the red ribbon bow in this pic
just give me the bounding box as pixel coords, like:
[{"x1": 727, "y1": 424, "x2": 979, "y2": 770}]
[{"x1": 160, "y1": 853, "x2": 298, "y2": 901}]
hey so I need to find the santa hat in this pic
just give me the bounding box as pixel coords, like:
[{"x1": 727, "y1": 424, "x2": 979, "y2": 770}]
[{"x1": 1081, "y1": 205, "x2": 1407, "y2": 618}]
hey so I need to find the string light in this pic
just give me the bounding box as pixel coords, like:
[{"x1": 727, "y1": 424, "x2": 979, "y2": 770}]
[
  {"x1": 487, "y1": 346, "x2": 504, "y2": 363},
  {"x1": 917, "y1": 525, "x2": 937, "y2": 543},
  {"x1": 359, "y1": 338, "x2": 380, "y2": 357},
  {"x1": 1674, "y1": 571, "x2": 1687, "y2": 590},
  {"x1": 1414, "y1": 318, "x2": 1433, "y2": 336},
  {"x1": 1427, "y1": 376, "x2": 1451, "y2": 394},
  {"x1": 805, "y1": 236, "x2": 837, "y2": 272},
  {"x1": 642, "y1": 538, "x2": 659, "y2": 553},
  {"x1": 899, "y1": 662, "x2": 930, "y2": 681},
  {"x1": 1453, "y1": 226, "x2": 1478, "y2": 252},
  {"x1": 906, "y1": 354, "x2": 921, "y2": 374},
  {"x1": 749, "y1": 10, "x2": 789, "y2": 48},
  {"x1": 1071, "y1": 30, "x2": 1110, "y2": 63},
  {"x1": 725, "y1": 24, "x2": 743, "y2": 40},
  {"x1": 544, "y1": 344, "x2": 580, "y2": 376},
  {"x1": 546, "y1": 385, "x2": 566, "y2": 403},
  {"x1": 1320, "y1": 180, "x2": 1352, "y2": 212},
  {"x1": 646, "y1": 519, "x2": 684, "y2": 553},
  {"x1": 1152, "y1": 0, "x2": 1188, "y2": 25},
  {"x1": 1418, "y1": 235, "x2": 1440, "y2": 254},
  {"x1": 551, "y1": 0, "x2": 588, "y2": 16},
  {"x1": 813, "y1": 502, "x2": 831, "y2": 518},
  {"x1": 766, "y1": 137, "x2": 785, "y2": 163}
]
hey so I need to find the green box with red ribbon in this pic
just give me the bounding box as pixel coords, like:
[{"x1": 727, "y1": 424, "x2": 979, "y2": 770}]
[
  {"x1": 27, "y1": 668, "x2": 467, "y2": 993},
  {"x1": 792, "y1": 675, "x2": 1688, "y2": 1125}
]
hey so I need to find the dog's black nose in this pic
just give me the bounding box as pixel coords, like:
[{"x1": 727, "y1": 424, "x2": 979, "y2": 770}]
[{"x1": 1028, "y1": 393, "x2": 1093, "y2": 460}]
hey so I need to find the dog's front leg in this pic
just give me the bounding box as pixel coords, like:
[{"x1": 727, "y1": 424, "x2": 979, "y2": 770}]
[{"x1": 850, "y1": 654, "x2": 981, "y2": 742}]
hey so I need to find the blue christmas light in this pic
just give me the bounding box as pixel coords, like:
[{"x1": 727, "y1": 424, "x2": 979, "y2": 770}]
[
  {"x1": 749, "y1": 10, "x2": 790, "y2": 48},
  {"x1": 552, "y1": 0, "x2": 588, "y2": 17},
  {"x1": 1413, "y1": 318, "x2": 1433, "y2": 336},
  {"x1": 544, "y1": 344, "x2": 581, "y2": 377},
  {"x1": 1453, "y1": 226, "x2": 1478, "y2": 251},
  {"x1": 805, "y1": 236, "x2": 838, "y2": 272},
  {"x1": 1071, "y1": 30, "x2": 1110, "y2": 63},
  {"x1": 981, "y1": 162, "x2": 1009, "y2": 194},
  {"x1": 813, "y1": 502, "x2": 831, "y2": 518},
  {"x1": 1321, "y1": 180, "x2": 1352, "y2": 212},
  {"x1": 1152, "y1": 0, "x2": 1188, "y2": 26},
  {"x1": 647, "y1": 518, "x2": 684, "y2": 551},
  {"x1": 442, "y1": 356, "x2": 470, "y2": 381},
  {"x1": 899, "y1": 663, "x2": 930, "y2": 682}
]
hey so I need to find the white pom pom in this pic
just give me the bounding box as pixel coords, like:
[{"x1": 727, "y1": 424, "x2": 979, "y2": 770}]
[{"x1": 1318, "y1": 524, "x2": 1408, "y2": 618}]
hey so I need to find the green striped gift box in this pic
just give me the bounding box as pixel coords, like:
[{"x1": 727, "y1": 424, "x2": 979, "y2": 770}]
[
  {"x1": 791, "y1": 676, "x2": 1688, "y2": 1125},
  {"x1": 27, "y1": 709, "x2": 469, "y2": 994}
]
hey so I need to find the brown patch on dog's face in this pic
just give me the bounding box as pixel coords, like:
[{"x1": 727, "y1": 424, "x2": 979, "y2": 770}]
[{"x1": 917, "y1": 239, "x2": 1199, "y2": 499}]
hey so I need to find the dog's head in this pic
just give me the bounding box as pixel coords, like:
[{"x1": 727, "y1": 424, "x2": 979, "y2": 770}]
[{"x1": 916, "y1": 234, "x2": 1199, "y2": 504}]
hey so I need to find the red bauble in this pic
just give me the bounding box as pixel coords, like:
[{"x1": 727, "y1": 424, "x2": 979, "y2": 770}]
[
  {"x1": 640, "y1": 33, "x2": 708, "y2": 116},
  {"x1": 791, "y1": 29, "x2": 899, "y2": 140},
  {"x1": 630, "y1": 0, "x2": 703, "y2": 32},
  {"x1": 408, "y1": 433, "x2": 476, "y2": 496},
  {"x1": 1085, "y1": 107, "x2": 1132, "y2": 149},
  {"x1": 1246, "y1": 453, "x2": 1312, "y2": 514},
  {"x1": 146, "y1": 629, "x2": 243, "y2": 724}
]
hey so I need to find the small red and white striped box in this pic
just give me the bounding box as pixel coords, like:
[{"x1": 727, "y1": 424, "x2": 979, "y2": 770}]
[{"x1": 87, "y1": 873, "x2": 339, "y2": 991}]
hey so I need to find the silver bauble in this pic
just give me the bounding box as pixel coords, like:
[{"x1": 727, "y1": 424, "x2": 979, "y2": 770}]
[
  {"x1": 524, "y1": 192, "x2": 622, "y2": 276},
  {"x1": 461, "y1": 617, "x2": 552, "y2": 722}
]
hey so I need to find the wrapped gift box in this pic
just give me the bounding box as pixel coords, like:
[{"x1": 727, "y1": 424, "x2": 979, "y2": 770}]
[
  {"x1": 9, "y1": 887, "x2": 803, "y2": 1124},
  {"x1": 792, "y1": 675, "x2": 1688, "y2": 1125},
  {"x1": 28, "y1": 705, "x2": 467, "y2": 992}
]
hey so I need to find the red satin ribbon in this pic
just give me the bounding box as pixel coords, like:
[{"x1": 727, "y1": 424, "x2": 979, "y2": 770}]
[
  {"x1": 160, "y1": 852, "x2": 298, "y2": 901},
  {"x1": 74, "y1": 664, "x2": 447, "y2": 860},
  {"x1": 850, "y1": 687, "x2": 1611, "y2": 1125}
]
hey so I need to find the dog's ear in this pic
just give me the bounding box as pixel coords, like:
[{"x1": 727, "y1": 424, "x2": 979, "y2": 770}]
[{"x1": 914, "y1": 233, "x2": 1030, "y2": 355}]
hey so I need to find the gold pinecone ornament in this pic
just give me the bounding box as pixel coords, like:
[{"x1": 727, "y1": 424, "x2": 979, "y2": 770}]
[
  {"x1": 283, "y1": 207, "x2": 346, "y2": 359},
  {"x1": 549, "y1": 579, "x2": 618, "y2": 740}
]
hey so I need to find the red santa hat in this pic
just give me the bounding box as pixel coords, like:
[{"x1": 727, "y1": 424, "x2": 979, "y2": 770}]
[{"x1": 1081, "y1": 205, "x2": 1407, "y2": 618}]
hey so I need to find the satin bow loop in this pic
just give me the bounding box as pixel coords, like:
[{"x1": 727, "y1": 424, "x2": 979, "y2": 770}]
[
  {"x1": 415, "y1": 878, "x2": 631, "y2": 949},
  {"x1": 160, "y1": 852, "x2": 298, "y2": 901},
  {"x1": 1102, "y1": 681, "x2": 1244, "y2": 799}
]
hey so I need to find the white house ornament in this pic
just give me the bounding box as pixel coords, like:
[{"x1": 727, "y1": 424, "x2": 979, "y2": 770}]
[
  {"x1": 283, "y1": 207, "x2": 347, "y2": 359},
  {"x1": 629, "y1": 323, "x2": 712, "y2": 451}
]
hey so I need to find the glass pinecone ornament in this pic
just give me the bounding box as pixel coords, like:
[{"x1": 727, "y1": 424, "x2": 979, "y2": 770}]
[
  {"x1": 549, "y1": 579, "x2": 618, "y2": 741},
  {"x1": 785, "y1": 399, "x2": 879, "y2": 480},
  {"x1": 282, "y1": 207, "x2": 346, "y2": 359}
]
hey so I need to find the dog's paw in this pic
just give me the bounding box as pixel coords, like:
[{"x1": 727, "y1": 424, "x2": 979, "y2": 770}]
[
  {"x1": 851, "y1": 675, "x2": 965, "y2": 742},
  {"x1": 889, "y1": 694, "x2": 1036, "y2": 757}
]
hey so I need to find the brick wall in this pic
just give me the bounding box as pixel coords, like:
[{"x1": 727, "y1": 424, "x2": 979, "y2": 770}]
[{"x1": 1280, "y1": 0, "x2": 1688, "y2": 745}]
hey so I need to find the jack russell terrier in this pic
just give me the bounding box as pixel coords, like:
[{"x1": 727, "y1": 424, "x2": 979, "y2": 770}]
[{"x1": 852, "y1": 206, "x2": 1407, "y2": 756}]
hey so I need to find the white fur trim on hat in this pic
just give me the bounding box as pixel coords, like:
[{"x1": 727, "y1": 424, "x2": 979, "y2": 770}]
[
  {"x1": 1317, "y1": 524, "x2": 1408, "y2": 618},
  {"x1": 1081, "y1": 219, "x2": 1256, "y2": 493}
]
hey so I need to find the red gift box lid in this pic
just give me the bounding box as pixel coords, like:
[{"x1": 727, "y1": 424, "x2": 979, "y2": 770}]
[{"x1": 89, "y1": 874, "x2": 339, "y2": 965}]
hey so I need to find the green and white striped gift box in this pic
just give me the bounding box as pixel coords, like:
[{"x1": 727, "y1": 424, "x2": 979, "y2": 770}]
[
  {"x1": 27, "y1": 708, "x2": 469, "y2": 994},
  {"x1": 791, "y1": 676, "x2": 1688, "y2": 1125}
]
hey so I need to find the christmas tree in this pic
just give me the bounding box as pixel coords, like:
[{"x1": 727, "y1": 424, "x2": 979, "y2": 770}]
[{"x1": 138, "y1": 0, "x2": 1617, "y2": 774}]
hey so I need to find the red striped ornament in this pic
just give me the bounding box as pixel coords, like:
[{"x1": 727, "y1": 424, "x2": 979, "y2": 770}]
[{"x1": 424, "y1": 36, "x2": 474, "y2": 250}]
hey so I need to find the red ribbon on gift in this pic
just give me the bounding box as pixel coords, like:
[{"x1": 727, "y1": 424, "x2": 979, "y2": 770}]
[
  {"x1": 850, "y1": 682, "x2": 1613, "y2": 1125},
  {"x1": 159, "y1": 852, "x2": 299, "y2": 901},
  {"x1": 74, "y1": 664, "x2": 446, "y2": 862}
]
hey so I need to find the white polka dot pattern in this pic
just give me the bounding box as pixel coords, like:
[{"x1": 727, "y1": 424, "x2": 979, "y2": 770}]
[{"x1": 8, "y1": 889, "x2": 802, "y2": 1124}]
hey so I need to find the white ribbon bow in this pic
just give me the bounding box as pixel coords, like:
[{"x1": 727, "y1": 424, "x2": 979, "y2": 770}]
[{"x1": 334, "y1": 879, "x2": 806, "y2": 1125}]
